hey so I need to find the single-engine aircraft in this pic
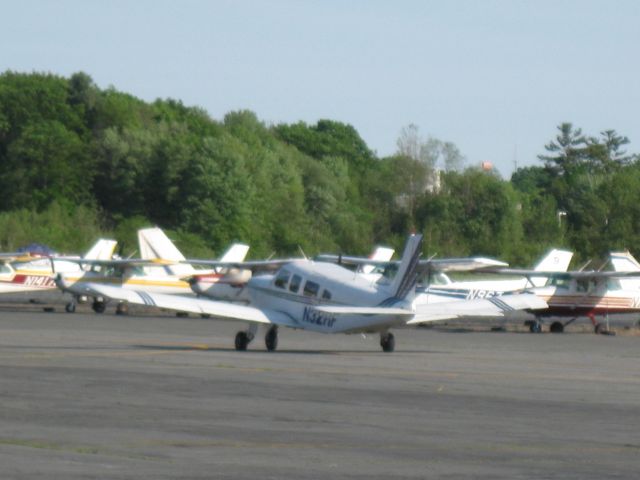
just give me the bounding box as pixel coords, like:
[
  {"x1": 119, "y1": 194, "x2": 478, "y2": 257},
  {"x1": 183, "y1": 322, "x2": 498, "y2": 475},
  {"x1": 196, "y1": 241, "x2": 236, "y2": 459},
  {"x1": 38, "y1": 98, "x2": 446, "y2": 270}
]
[
  {"x1": 59, "y1": 234, "x2": 547, "y2": 352},
  {"x1": 480, "y1": 264, "x2": 640, "y2": 334},
  {"x1": 0, "y1": 239, "x2": 117, "y2": 295},
  {"x1": 56, "y1": 227, "x2": 250, "y2": 314}
]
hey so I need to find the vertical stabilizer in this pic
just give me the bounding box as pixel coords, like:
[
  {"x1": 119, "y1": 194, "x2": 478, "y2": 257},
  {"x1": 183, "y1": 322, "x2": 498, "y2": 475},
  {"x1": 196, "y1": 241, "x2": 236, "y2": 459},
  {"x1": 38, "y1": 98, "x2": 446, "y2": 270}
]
[
  {"x1": 138, "y1": 227, "x2": 195, "y2": 276},
  {"x1": 220, "y1": 244, "x2": 250, "y2": 263},
  {"x1": 531, "y1": 248, "x2": 573, "y2": 287},
  {"x1": 361, "y1": 246, "x2": 395, "y2": 274},
  {"x1": 381, "y1": 234, "x2": 423, "y2": 300},
  {"x1": 610, "y1": 250, "x2": 640, "y2": 290},
  {"x1": 83, "y1": 239, "x2": 117, "y2": 260},
  {"x1": 609, "y1": 250, "x2": 640, "y2": 272}
]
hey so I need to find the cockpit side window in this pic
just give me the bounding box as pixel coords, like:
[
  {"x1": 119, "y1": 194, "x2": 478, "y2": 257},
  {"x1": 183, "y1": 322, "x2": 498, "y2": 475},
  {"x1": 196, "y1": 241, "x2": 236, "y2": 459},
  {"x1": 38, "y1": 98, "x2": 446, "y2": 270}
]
[
  {"x1": 321, "y1": 289, "x2": 332, "y2": 300},
  {"x1": 547, "y1": 276, "x2": 570, "y2": 289},
  {"x1": 0, "y1": 263, "x2": 12, "y2": 274},
  {"x1": 274, "y1": 269, "x2": 291, "y2": 289},
  {"x1": 303, "y1": 280, "x2": 319, "y2": 297},
  {"x1": 289, "y1": 274, "x2": 302, "y2": 293}
]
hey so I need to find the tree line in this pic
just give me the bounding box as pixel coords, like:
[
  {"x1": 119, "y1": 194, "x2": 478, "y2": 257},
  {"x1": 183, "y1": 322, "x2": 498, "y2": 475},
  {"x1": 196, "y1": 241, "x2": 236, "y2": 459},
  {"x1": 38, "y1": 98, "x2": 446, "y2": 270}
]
[{"x1": 0, "y1": 71, "x2": 638, "y2": 266}]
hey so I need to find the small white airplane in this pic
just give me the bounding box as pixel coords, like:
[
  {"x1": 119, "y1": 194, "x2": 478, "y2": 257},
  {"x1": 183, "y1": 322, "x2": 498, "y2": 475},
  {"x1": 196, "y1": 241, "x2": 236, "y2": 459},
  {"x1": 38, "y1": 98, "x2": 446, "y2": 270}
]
[
  {"x1": 56, "y1": 228, "x2": 250, "y2": 313},
  {"x1": 187, "y1": 245, "x2": 395, "y2": 303},
  {"x1": 480, "y1": 263, "x2": 640, "y2": 334},
  {"x1": 0, "y1": 239, "x2": 117, "y2": 295},
  {"x1": 415, "y1": 248, "x2": 574, "y2": 303},
  {"x1": 60, "y1": 234, "x2": 547, "y2": 352}
]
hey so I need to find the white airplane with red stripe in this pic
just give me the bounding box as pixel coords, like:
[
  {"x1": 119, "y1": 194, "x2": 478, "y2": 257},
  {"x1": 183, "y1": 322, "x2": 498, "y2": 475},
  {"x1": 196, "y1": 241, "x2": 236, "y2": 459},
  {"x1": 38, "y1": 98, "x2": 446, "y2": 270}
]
[{"x1": 0, "y1": 239, "x2": 117, "y2": 294}]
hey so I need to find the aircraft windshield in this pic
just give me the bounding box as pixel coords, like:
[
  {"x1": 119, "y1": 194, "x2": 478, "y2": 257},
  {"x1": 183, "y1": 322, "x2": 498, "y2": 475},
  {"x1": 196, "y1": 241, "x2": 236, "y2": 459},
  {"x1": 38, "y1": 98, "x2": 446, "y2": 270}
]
[{"x1": 274, "y1": 269, "x2": 290, "y2": 289}]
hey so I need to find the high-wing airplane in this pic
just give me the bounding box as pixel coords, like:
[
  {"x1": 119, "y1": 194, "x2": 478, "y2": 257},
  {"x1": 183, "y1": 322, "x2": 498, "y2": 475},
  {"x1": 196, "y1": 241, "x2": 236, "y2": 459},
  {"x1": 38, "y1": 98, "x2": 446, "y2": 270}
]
[
  {"x1": 56, "y1": 227, "x2": 250, "y2": 314},
  {"x1": 59, "y1": 234, "x2": 547, "y2": 352},
  {"x1": 481, "y1": 264, "x2": 640, "y2": 334},
  {"x1": 0, "y1": 239, "x2": 117, "y2": 295},
  {"x1": 187, "y1": 245, "x2": 395, "y2": 303},
  {"x1": 415, "y1": 248, "x2": 573, "y2": 303}
]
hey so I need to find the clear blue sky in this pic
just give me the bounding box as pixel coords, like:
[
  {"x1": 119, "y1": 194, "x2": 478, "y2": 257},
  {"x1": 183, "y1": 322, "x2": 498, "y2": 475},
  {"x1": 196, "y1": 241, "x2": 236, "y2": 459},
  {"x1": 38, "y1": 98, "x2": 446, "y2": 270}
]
[{"x1": 2, "y1": 0, "x2": 639, "y2": 176}]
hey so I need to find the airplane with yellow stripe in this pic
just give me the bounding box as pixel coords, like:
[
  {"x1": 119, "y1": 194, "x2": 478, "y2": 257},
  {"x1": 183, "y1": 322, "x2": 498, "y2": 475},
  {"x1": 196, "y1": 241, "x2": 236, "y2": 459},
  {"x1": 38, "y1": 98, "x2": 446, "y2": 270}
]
[{"x1": 56, "y1": 227, "x2": 249, "y2": 314}]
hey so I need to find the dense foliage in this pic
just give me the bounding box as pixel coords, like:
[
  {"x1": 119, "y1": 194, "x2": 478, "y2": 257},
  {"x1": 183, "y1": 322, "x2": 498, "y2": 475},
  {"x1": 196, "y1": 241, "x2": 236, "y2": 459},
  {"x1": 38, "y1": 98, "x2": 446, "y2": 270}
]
[{"x1": 0, "y1": 71, "x2": 638, "y2": 265}]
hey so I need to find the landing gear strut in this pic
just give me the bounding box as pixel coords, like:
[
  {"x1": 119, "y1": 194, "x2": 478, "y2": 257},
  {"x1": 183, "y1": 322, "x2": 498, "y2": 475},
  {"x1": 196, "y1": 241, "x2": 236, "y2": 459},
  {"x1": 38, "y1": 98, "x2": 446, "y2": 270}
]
[
  {"x1": 65, "y1": 302, "x2": 76, "y2": 313},
  {"x1": 380, "y1": 332, "x2": 395, "y2": 352},
  {"x1": 265, "y1": 326, "x2": 278, "y2": 352},
  {"x1": 115, "y1": 302, "x2": 129, "y2": 315}
]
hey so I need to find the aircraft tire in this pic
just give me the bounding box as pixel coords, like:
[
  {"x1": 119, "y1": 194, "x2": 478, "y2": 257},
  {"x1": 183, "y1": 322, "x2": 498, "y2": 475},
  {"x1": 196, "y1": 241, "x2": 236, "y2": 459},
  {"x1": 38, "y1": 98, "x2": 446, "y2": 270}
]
[
  {"x1": 529, "y1": 322, "x2": 542, "y2": 333},
  {"x1": 265, "y1": 327, "x2": 278, "y2": 352},
  {"x1": 549, "y1": 321, "x2": 564, "y2": 333},
  {"x1": 380, "y1": 332, "x2": 395, "y2": 352},
  {"x1": 92, "y1": 301, "x2": 106, "y2": 314},
  {"x1": 235, "y1": 331, "x2": 249, "y2": 351},
  {"x1": 594, "y1": 323, "x2": 612, "y2": 335},
  {"x1": 65, "y1": 302, "x2": 76, "y2": 313}
]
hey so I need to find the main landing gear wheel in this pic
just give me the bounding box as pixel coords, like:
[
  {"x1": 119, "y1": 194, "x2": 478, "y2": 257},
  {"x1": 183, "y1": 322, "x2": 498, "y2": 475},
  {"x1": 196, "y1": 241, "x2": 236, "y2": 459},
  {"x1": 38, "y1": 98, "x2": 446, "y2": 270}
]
[
  {"x1": 234, "y1": 331, "x2": 254, "y2": 351},
  {"x1": 380, "y1": 332, "x2": 395, "y2": 352},
  {"x1": 115, "y1": 302, "x2": 129, "y2": 315},
  {"x1": 65, "y1": 302, "x2": 76, "y2": 313},
  {"x1": 92, "y1": 301, "x2": 106, "y2": 314},
  {"x1": 529, "y1": 321, "x2": 542, "y2": 333},
  {"x1": 265, "y1": 326, "x2": 278, "y2": 352},
  {"x1": 549, "y1": 321, "x2": 564, "y2": 333}
]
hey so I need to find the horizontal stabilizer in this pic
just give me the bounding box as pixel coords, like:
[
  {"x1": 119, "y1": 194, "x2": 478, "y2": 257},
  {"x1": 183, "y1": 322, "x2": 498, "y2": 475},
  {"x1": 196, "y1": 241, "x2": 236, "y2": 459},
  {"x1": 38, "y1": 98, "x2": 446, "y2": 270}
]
[
  {"x1": 408, "y1": 293, "x2": 547, "y2": 325},
  {"x1": 314, "y1": 306, "x2": 414, "y2": 316}
]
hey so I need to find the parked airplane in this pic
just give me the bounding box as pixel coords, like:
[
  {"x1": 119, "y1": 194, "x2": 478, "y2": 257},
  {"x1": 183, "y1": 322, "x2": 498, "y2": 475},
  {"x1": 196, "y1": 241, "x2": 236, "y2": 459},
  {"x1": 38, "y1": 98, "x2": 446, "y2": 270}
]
[
  {"x1": 57, "y1": 227, "x2": 250, "y2": 313},
  {"x1": 0, "y1": 239, "x2": 117, "y2": 295},
  {"x1": 482, "y1": 265, "x2": 640, "y2": 334},
  {"x1": 415, "y1": 249, "x2": 573, "y2": 303},
  {"x1": 59, "y1": 234, "x2": 547, "y2": 352}
]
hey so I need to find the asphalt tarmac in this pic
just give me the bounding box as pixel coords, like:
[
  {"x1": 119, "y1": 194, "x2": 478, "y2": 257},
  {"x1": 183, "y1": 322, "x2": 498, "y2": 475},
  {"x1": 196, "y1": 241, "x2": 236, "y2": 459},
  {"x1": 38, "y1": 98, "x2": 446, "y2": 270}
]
[{"x1": 0, "y1": 307, "x2": 639, "y2": 479}]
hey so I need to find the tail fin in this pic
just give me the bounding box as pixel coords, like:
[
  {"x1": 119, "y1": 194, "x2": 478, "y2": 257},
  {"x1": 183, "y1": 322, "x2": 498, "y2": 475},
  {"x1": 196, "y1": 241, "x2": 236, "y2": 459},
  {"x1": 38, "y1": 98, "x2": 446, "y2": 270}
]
[
  {"x1": 83, "y1": 239, "x2": 117, "y2": 260},
  {"x1": 531, "y1": 248, "x2": 573, "y2": 287},
  {"x1": 137, "y1": 227, "x2": 195, "y2": 276},
  {"x1": 609, "y1": 250, "x2": 640, "y2": 272},
  {"x1": 220, "y1": 243, "x2": 250, "y2": 263},
  {"x1": 381, "y1": 234, "x2": 423, "y2": 299},
  {"x1": 361, "y1": 246, "x2": 395, "y2": 274}
]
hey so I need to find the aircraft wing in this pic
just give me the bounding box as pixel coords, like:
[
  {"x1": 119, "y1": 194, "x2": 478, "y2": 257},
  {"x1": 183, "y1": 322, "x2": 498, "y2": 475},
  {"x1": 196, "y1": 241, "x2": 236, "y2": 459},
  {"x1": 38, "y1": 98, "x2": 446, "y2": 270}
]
[
  {"x1": 479, "y1": 268, "x2": 640, "y2": 279},
  {"x1": 76, "y1": 283, "x2": 299, "y2": 328},
  {"x1": 52, "y1": 257, "x2": 180, "y2": 268},
  {"x1": 182, "y1": 258, "x2": 303, "y2": 271},
  {"x1": 314, "y1": 254, "x2": 508, "y2": 272},
  {"x1": 0, "y1": 252, "x2": 38, "y2": 263},
  {"x1": 407, "y1": 293, "x2": 547, "y2": 325}
]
